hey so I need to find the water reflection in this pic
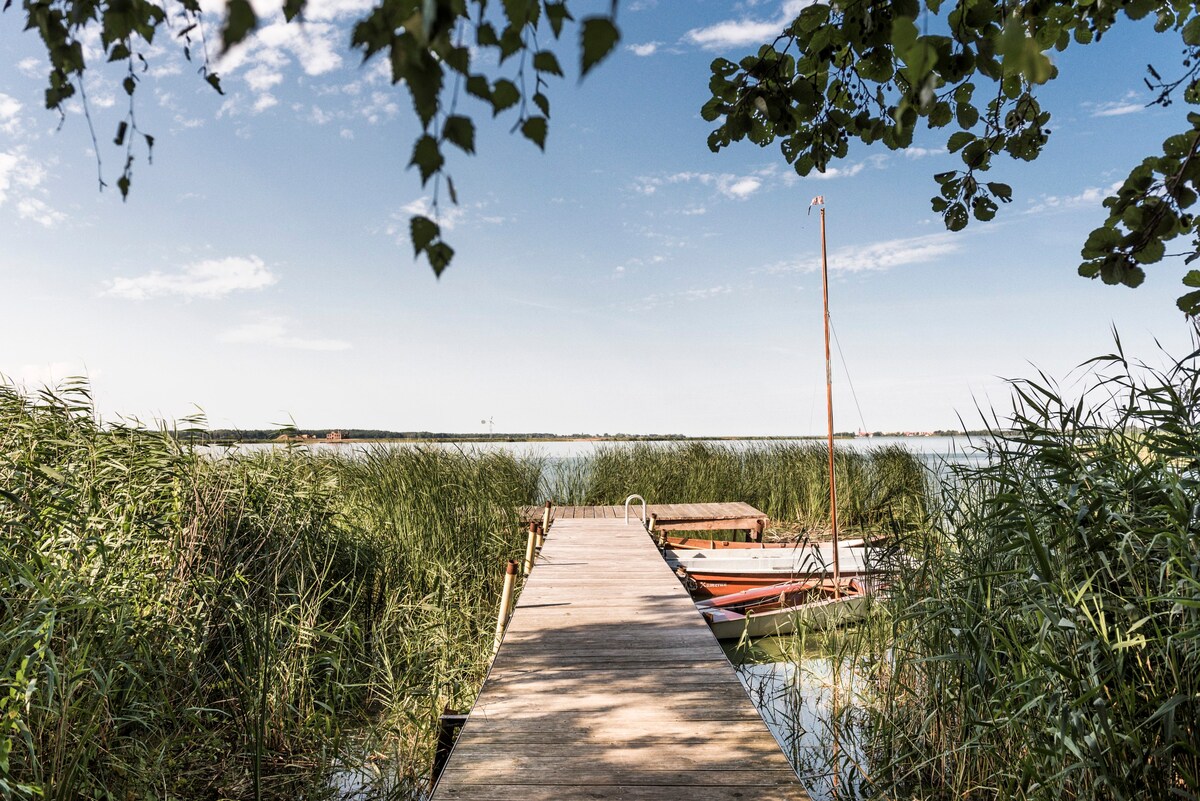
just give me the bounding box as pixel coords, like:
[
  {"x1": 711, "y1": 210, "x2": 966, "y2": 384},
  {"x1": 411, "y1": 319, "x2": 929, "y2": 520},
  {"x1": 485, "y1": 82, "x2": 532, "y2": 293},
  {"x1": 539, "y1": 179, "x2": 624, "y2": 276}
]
[{"x1": 726, "y1": 637, "x2": 872, "y2": 801}]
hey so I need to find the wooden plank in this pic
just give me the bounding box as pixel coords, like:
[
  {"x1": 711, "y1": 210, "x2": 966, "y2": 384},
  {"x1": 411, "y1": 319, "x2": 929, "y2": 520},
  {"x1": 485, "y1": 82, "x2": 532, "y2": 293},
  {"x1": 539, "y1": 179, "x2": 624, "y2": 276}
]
[{"x1": 432, "y1": 516, "x2": 807, "y2": 800}]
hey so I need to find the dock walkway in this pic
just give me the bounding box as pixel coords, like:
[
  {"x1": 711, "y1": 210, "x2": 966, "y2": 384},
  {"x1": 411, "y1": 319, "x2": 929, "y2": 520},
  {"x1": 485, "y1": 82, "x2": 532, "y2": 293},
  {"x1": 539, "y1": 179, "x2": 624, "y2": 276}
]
[{"x1": 432, "y1": 515, "x2": 810, "y2": 800}]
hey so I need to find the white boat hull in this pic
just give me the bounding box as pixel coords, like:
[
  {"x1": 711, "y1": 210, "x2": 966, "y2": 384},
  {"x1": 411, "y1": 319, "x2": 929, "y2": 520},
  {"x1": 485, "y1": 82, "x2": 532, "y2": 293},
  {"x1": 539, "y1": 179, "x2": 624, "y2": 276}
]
[{"x1": 703, "y1": 594, "x2": 870, "y2": 640}]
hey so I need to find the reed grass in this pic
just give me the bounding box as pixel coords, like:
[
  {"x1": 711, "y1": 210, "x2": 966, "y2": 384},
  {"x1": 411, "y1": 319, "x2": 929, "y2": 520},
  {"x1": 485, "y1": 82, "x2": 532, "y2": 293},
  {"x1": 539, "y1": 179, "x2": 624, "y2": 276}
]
[
  {"x1": 565, "y1": 440, "x2": 931, "y2": 537},
  {"x1": 0, "y1": 383, "x2": 539, "y2": 800},
  {"x1": 0, "y1": 380, "x2": 931, "y2": 800},
  {"x1": 803, "y1": 342, "x2": 1200, "y2": 801}
]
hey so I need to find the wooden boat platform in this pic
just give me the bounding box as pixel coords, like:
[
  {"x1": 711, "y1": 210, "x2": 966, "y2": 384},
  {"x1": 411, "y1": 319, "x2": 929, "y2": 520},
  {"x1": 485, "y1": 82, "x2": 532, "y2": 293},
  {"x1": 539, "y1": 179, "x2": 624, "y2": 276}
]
[
  {"x1": 431, "y1": 516, "x2": 809, "y2": 800},
  {"x1": 521, "y1": 501, "x2": 768, "y2": 533}
]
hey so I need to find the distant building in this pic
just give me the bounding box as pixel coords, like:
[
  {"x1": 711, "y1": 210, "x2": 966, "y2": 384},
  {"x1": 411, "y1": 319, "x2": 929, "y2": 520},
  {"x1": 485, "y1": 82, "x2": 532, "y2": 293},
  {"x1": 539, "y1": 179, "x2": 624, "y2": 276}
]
[{"x1": 326, "y1": 430, "x2": 344, "y2": 441}]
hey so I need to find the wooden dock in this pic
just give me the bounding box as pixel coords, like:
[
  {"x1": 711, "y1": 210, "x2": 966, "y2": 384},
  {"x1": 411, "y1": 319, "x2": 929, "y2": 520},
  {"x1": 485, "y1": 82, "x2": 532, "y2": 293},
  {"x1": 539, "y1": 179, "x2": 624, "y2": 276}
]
[
  {"x1": 432, "y1": 515, "x2": 810, "y2": 800},
  {"x1": 522, "y1": 501, "x2": 768, "y2": 533}
]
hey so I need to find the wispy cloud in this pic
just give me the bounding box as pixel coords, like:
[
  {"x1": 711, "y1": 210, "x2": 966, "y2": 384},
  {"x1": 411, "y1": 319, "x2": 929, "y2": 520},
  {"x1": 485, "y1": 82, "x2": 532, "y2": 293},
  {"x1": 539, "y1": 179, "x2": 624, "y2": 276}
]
[
  {"x1": 640, "y1": 285, "x2": 734, "y2": 310},
  {"x1": 632, "y1": 170, "x2": 767, "y2": 200},
  {"x1": 809, "y1": 162, "x2": 867, "y2": 180},
  {"x1": 1025, "y1": 181, "x2": 1122, "y2": 214},
  {"x1": 0, "y1": 93, "x2": 23, "y2": 136},
  {"x1": 683, "y1": 0, "x2": 812, "y2": 50},
  {"x1": 627, "y1": 42, "x2": 661, "y2": 57},
  {"x1": 103, "y1": 255, "x2": 278, "y2": 300},
  {"x1": 219, "y1": 314, "x2": 351, "y2": 351},
  {"x1": 1085, "y1": 91, "x2": 1147, "y2": 118},
  {"x1": 903, "y1": 147, "x2": 948, "y2": 159},
  {"x1": 765, "y1": 232, "x2": 963, "y2": 274},
  {"x1": 0, "y1": 146, "x2": 63, "y2": 226}
]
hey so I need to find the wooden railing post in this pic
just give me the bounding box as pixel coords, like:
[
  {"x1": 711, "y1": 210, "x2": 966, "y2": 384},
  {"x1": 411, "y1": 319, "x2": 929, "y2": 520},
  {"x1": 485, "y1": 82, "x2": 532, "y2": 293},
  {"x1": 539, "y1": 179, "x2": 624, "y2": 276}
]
[
  {"x1": 492, "y1": 560, "x2": 518, "y2": 655},
  {"x1": 542, "y1": 500, "x2": 552, "y2": 533},
  {"x1": 522, "y1": 523, "x2": 537, "y2": 577},
  {"x1": 534, "y1": 522, "x2": 545, "y2": 550}
]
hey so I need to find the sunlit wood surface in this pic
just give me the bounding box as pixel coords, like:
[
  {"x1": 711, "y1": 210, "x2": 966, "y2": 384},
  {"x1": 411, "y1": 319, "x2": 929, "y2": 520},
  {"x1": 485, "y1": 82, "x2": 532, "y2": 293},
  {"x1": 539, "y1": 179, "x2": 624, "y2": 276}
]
[
  {"x1": 520, "y1": 502, "x2": 768, "y2": 531},
  {"x1": 432, "y1": 517, "x2": 809, "y2": 800}
]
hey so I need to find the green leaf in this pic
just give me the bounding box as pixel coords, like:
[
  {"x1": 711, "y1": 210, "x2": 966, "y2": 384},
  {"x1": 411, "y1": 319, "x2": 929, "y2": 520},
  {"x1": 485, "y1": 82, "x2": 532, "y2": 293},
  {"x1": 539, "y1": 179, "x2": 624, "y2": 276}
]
[
  {"x1": 533, "y1": 50, "x2": 563, "y2": 76},
  {"x1": 945, "y1": 202, "x2": 969, "y2": 231},
  {"x1": 1184, "y1": 16, "x2": 1200, "y2": 46},
  {"x1": 1183, "y1": 269, "x2": 1200, "y2": 288},
  {"x1": 465, "y1": 74, "x2": 490, "y2": 101},
  {"x1": 221, "y1": 0, "x2": 257, "y2": 50},
  {"x1": 410, "y1": 215, "x2": 439, "y2": 257},
  {"x1": 409, "y1": 134, "x2": 444, "y2": 185},
  {"x1": 580, "y1": 16, "x2": 619, "y2": 77},
  {"x1": 947, "y1": 131, "x2": 973, "y2": 153},
  {"x1": 122, "y1": 75, "x2": 136, "y2": 95},
  {"x1": 1178, "y1": 287, "x2": 1200, "y2": 313},
  {"x1": 521, "y1": 116, "x2": 547, "y2": 150},
  {"x1": 205, "y1": 72, "x2": 224, "y2": 95},
  {"x1": 282, "y1": 0, "x2": 303, "y2": 22},
  {"x1": 544, "y1": 1, "x2": 572, "y2": 37},
  {"x1": 986, "y1": 181, "x2": 1013, "y2": 201},
  {"x1": 491, "y1": 78, "x2": 520, "y2": 115},
  {"x1": 441, "y1": 115, "x2": 475, "y2": 154},
  {"x1": 532, "y1": 91, "x2": 550, "y2": 117},
  {"x1": 427, "y1": 241, "x2": 454, "y2": 276}
]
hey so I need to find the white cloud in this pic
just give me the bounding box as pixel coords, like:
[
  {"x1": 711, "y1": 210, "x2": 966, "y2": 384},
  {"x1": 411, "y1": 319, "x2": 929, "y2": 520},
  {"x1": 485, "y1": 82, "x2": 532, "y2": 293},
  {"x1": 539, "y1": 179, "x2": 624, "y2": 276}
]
[
  {"x1": 810, "y1": 162, "x2": 866, "y2": 180},
  {"x1": 16, "y1": 197, "x2": 66, "y2": 228},
  {"x1": 765, "y1": 232, "x2": 962, "y2": 274},
  {"x1": 633, "y1": 170, "x2": 765, "y2": 200},
  {"x1": 903, "y1": 147, "x2": 948, "y2": 159},
  {"x1": 1025, "y1": 181, "x2": 1122, "y2": 214},
  {"x1": 220, "y1": 315, "x2": 351, "y2": 351},
  {"x1": 0, "y1": 93, "x2": 22, "y2": 135},
  {"x1": 1093, "y1": 102, "x2": 1143, "y2": 117},
  {"x1": 719, "y1": 175, "x2": 762, "y2": 198},
  {"x1": 244, "y1": 64, "x2": 284, "y2": 92},
  {"x1": 16, "y1": 58, "x2": 42, "y2": 79},
  {"x1": 0, "y1": 148, "x2": 62, "y2": 224},
  {"x1": 1086, "y1": 92, "x2": 1147, "y2": 118},
  {"x1": 628, "y1": 42, "x2": 660, "y2": 57},
  {"x1": 683, "y1": 0, "x2": 813, "y2": 50},
  {"x1": 253, "y1": 93, "x2": 279, "y2": 112},
  {"x1": 103, "y1": 256, "x2": 278, "y2": 300}
]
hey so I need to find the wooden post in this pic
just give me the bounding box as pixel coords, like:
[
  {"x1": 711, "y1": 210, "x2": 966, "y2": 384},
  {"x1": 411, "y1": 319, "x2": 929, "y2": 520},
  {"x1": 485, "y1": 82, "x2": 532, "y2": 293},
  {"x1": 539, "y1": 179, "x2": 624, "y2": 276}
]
[
  {"x1": 431, "y1": 708, "x2": 468, "y2": 787},
  {"x1": 522, "y1": 523, "x2": 537, "y2": 576},
  {"x1": 542, "y1": 500, "x2": 552, "y2": 534},
  {"x1": 649, "y1": 513, "x2": 662, "y2": 547},
  {"x1": 534, "y1": 522, "x2": 545, "y2": 550},
  {"x1": 754, "y1": 518, "x2": 765, "y2": 546},
  {"x1": 493, "y1": 560, "x2": 518, "y2": 655}
]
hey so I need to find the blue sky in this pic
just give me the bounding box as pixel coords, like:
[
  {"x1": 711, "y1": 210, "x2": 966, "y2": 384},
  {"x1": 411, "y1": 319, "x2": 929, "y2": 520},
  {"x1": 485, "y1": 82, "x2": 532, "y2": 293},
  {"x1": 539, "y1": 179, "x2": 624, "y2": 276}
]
[{"x1": 0, "y1": 0, "x2": 1193, "y2": 435}]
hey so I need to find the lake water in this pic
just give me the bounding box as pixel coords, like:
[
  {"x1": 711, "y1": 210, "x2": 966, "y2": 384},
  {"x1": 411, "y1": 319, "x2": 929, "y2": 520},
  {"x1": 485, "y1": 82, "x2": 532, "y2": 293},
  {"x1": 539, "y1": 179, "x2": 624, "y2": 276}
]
[{"x1": 208, "y1": 434, "x2": 987, "y2": 467}]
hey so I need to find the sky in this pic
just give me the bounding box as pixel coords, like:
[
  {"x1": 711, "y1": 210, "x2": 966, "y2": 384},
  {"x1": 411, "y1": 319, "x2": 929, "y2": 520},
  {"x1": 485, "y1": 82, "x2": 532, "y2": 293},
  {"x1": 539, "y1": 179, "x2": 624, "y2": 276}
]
[{"x1": 0, "y1": 0, "x2": 1194, "y2": 436}]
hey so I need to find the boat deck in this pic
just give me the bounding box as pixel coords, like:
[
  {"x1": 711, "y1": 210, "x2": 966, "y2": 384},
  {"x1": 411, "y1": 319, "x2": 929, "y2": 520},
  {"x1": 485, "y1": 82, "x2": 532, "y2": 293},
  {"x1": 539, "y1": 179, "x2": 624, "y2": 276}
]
[
  {"x1": 521, "y1": 501, "x2": 768, "y2": 532},
  {"x1": 431, "y1": 516, "x2": 809, "y2": 800}
]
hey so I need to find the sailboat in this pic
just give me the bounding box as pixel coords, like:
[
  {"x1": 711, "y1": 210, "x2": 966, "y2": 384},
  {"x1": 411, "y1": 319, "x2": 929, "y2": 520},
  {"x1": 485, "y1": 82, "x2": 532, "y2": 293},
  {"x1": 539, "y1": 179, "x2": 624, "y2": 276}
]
[{"x1": 685, "y1": 197, "x2": 871, "y2": 635}]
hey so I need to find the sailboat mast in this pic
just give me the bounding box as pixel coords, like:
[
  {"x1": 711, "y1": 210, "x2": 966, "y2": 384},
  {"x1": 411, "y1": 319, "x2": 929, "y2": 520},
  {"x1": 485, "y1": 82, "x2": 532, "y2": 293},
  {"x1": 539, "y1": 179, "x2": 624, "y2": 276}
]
[{"x1": 818, "y1": 202, "x2": 841, "y2": 597}]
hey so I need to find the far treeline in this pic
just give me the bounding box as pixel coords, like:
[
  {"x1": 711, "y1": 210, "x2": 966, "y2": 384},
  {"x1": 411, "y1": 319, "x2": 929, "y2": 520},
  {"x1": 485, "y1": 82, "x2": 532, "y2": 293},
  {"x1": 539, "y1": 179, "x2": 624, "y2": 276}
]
[{"x1": 185, "y1": 429, "x2": 975, "y2": 443}]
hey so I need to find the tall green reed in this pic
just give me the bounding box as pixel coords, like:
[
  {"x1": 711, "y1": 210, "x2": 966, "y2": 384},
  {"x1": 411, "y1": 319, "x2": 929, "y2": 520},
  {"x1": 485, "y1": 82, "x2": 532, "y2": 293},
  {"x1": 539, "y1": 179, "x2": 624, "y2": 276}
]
[
  {"x1": 570, "y1": 441, "x2": 930, "y2": 535},
  {"x1": 0, "y1": 384, "x2": 539, "y2": 800},
  {"x1": 847, "y1": 342, "x2": 1200, "y2": 800}
]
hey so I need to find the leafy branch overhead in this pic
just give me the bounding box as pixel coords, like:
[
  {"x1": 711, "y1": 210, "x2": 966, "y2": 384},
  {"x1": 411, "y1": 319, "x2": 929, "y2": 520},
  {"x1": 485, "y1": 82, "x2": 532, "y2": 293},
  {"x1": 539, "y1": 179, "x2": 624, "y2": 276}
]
[
  {"x1": 12, "y1": 0, "x2": 621, "y2": 277},
  {"x1": 703, "y1": 0, "x2": 1200, "y2": 314}
]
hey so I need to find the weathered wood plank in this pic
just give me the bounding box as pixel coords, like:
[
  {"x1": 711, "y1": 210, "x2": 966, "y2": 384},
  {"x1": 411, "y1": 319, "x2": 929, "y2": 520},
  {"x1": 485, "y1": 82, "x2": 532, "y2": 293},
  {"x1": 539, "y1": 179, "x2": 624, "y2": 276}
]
[{"x1": 431, "y1": 516, "x2": 807, "y2": 800}]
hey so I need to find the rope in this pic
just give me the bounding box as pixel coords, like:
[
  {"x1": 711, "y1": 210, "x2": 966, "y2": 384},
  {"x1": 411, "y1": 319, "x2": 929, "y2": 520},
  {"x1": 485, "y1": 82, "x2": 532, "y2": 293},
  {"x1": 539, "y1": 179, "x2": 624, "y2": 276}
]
[{"x1": 829, "y1": 316, "x2": 869, "y2": 434}]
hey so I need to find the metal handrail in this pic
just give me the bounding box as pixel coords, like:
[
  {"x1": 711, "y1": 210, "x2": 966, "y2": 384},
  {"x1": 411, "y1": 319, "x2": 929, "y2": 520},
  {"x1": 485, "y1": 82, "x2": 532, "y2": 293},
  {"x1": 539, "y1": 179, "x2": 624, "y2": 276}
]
[{"x1": 624, "y1": 494, "x2": 647, "y2": 526}]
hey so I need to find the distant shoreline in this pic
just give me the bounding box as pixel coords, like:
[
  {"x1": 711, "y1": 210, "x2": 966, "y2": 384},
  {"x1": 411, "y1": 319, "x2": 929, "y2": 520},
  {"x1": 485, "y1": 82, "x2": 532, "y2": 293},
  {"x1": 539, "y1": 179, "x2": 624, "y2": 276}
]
[{"x1": 187, "y1": 431, "x2": 982, "y2": 446}]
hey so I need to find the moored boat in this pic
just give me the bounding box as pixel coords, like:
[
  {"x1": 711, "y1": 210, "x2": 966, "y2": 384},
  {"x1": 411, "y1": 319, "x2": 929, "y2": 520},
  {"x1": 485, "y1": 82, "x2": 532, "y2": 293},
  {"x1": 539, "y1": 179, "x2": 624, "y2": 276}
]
[{"x1": 695, "y1": 579, "x2": 870, "y2": 639}]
